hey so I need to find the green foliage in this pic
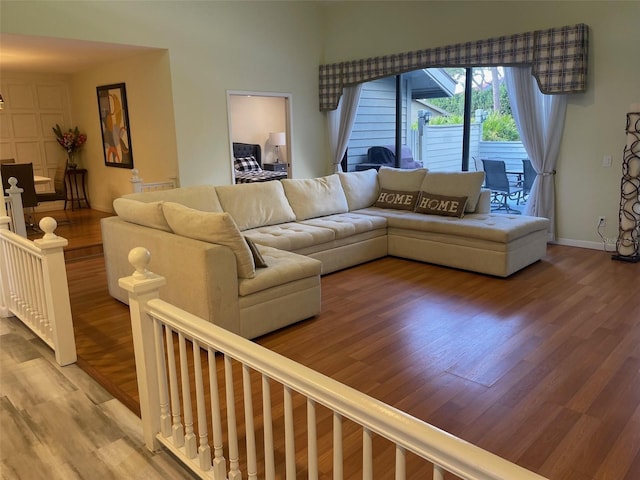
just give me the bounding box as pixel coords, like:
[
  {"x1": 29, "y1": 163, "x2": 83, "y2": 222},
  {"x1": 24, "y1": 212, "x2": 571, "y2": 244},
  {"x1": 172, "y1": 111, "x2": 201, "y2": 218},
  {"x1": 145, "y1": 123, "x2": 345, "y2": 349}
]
[
  {"x1": 430, "y1": 114, "x2": 464, "y2": 125},
  {"x1": 430, "y1": 84, "x2": 512, "y2": 117},
  {"x1": 481, "y1": 112, "x2": 520, "y2": 141}
]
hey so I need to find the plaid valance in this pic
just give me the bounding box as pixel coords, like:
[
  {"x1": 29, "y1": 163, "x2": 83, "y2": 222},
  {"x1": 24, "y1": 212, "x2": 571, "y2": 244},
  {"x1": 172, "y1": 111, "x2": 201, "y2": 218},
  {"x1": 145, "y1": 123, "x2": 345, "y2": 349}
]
[{"x1": 319, "y1": 23, "x2": 588, "y2": 111}]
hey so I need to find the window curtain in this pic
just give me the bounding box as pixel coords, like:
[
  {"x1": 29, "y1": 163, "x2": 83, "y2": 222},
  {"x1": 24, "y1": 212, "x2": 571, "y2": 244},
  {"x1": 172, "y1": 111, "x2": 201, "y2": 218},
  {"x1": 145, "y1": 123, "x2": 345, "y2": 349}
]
[
  {"x1": 505, "y1": 66, "x2": 567, "y2": 241},
  {"x1": 327, "y1": 84, "x2": 362, "y2": 173}
]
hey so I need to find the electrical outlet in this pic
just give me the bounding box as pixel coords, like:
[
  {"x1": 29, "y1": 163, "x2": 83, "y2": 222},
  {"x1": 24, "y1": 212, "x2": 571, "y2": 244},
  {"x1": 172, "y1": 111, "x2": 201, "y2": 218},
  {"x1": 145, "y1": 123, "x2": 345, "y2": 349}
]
[
  {"x1": 597, "y1": 216, "x2": 606, "y2": 227},
  {"x1": 602, "y1": 155, "x2": 612, "y2": 167}
]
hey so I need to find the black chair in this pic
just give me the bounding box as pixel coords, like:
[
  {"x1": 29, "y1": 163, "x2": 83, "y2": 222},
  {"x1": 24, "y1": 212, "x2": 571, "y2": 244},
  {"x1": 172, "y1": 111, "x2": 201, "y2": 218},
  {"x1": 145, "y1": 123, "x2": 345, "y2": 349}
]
[
  {"x1": 1, "y1": 162, "x2": 39, "y2": 230},
  {"x1": 36, "y1": 157, "x2": 68, "y2": 208},
  {"x1": 1, "y1": 158, "x2": 16, "y2": 165},
  {"x1": 481, "y1": 159, "x2": 522, "y2": 214},
  {"x1": 520, "y1": 159, "x2": 537, "y2": 204}
]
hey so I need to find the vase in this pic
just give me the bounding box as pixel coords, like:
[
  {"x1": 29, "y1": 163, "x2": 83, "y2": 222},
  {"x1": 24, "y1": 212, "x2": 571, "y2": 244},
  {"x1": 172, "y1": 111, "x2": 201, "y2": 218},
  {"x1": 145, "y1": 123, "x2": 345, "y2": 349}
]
[{"x1": 68, "y1": 153, "x2": 78, "y2": 169}]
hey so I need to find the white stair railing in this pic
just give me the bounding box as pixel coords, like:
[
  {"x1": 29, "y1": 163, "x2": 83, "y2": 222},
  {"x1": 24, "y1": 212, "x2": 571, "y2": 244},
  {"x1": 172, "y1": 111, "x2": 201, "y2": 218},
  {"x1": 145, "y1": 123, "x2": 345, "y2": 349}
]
[
  {"x1": 120, "y1": 247, "x2": 548, "y2": 480},
  {"x1": 130, "y1": 169, "x2": 178, "y2": 193},
  {"x1": 0, "y1": 215, "x2": 76, "y2": 366},
  {"x1": 2, "y1": 176, "x2": 27, "y2": 237}
]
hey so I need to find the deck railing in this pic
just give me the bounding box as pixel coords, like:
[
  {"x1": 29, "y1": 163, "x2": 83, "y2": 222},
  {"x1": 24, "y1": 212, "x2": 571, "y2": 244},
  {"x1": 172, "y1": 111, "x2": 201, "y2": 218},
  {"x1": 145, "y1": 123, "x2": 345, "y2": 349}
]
[
  {"x1": 121, "y1": 247, "x2": 547, "y2": 480},
  {"x1": 0, "y1": 215, "x2": 76, "y2": 366}
]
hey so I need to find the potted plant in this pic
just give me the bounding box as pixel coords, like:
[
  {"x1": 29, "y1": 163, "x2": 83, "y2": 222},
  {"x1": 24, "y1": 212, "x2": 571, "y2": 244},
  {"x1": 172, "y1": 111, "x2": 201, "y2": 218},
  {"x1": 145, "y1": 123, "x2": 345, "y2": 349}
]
[{"x1": 53, "y1": 124, "x2": 87, "y2": 169}]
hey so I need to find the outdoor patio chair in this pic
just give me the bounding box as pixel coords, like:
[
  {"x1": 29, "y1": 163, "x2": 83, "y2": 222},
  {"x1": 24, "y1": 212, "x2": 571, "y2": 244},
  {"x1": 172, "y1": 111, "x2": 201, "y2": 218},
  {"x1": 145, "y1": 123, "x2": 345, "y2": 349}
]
[
  {"x1": 520, "y1": 159, "x2": 537, "y2": 204},
  {"x1": 481, "y1": 159, "x2": 522, "y2": 214}
]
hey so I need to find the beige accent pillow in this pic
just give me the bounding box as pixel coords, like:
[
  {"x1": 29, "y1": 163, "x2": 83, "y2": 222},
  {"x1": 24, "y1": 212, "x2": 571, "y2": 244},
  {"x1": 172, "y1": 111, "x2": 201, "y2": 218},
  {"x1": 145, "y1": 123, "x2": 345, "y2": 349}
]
[
  {"x1": 338, "y1": 169, "x2": 379, "y2": 210},
  {"x1": 245, "y1": 237, "x2": 267, "y2": 268},
  {"x1": 420, "y1": 171, "x2": 485, "y2": 213},
  {"x1": 281, "y1": 174, "x2": 349, "y2": 220},
  {"x1": 415, "y1": 192, "x2": 468, "y2": 218},
  {"x1": 122, "y1": 185, "x2": 223, "y2": 212},
  {"x1": 162, "y1": 202, "x2": 255, "y2": 279},
  {"x1": 374, "y1": 189, "x2": 419, "y2": 211},
  {"x1": 215, "y1": 181, "x2": 296, "y2": 231},
  {"x1": 113, "y1": 198, "x2": 171, "y2": 232},
  {"x1": 378, "y1": 166, "x2": 428, "y2": 191}
]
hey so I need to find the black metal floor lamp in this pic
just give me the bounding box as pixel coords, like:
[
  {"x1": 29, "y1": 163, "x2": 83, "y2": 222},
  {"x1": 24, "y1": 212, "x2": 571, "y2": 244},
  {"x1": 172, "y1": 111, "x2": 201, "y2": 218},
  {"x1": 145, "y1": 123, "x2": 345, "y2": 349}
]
[{"x1": 613, "y1": 106, "x2": 640, "y2": 263}]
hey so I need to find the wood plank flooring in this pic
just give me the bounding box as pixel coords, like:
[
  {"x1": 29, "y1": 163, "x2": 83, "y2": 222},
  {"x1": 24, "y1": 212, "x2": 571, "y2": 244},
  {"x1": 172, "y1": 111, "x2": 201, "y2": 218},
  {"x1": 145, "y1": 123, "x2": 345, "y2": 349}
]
[{"x1": 12, "y1": 209, "x2": 640, "y2": 478}]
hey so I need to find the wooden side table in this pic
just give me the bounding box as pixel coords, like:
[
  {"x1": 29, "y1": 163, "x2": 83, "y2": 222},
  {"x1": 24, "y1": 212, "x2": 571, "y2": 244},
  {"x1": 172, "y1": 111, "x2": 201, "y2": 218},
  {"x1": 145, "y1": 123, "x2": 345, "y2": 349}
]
[{"x1": 65, "y1": 168, "x2": 91, "y2": 210}]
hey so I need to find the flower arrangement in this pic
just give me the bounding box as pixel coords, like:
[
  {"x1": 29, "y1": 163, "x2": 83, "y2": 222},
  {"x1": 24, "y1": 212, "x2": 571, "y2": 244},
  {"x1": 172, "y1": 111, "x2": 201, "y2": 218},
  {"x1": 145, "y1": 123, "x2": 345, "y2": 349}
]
[{"x1": 53, "y1": 124, "x2": 87, "y2": 168}]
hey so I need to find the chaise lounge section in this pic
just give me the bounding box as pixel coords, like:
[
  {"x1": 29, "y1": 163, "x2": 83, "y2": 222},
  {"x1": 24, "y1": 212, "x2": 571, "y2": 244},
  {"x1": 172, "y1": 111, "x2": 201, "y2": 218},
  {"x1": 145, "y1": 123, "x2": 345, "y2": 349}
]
[{"x1": 101, "y1": 167, "x2": 549, "y2": 339}]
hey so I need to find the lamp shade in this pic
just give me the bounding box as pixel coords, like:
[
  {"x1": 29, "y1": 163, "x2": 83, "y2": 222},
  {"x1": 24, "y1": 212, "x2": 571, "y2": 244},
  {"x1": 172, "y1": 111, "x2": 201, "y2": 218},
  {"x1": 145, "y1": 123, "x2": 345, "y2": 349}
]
[{"x1": 269, "y1": 132, "x2": 286, "y2": 146}]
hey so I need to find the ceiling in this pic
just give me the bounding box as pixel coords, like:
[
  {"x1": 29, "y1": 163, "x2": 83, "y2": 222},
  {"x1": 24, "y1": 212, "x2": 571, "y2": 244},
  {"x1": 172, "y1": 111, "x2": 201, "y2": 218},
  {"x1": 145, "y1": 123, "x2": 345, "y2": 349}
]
[{"x1": 0, "y1": 34, "x2": 158, "y2": 74}]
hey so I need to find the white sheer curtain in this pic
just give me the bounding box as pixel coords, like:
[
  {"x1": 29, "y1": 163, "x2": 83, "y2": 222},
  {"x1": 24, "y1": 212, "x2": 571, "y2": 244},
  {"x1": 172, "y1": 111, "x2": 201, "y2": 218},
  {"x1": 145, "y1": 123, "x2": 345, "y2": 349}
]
[
  {"x1": 505, "y1": 67, "x2": 567, "y2": 241},
  {"x1": 327, "y1": 84, "x2": 362, "y2": 173}
]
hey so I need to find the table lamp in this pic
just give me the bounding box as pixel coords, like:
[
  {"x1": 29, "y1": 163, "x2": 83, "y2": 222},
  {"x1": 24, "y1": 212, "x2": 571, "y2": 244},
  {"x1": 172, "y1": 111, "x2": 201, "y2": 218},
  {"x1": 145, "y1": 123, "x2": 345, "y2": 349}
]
[{"x1": 269, "y1": 132, "x2": 286, "y2": 163}]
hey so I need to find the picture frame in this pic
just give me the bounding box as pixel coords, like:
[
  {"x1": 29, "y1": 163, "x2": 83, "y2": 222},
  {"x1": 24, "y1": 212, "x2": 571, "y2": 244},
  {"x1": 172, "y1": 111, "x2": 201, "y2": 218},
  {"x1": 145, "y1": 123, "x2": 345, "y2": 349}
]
[{"x1": 96, "y1": 83, "x2": 134, "y2": 169}]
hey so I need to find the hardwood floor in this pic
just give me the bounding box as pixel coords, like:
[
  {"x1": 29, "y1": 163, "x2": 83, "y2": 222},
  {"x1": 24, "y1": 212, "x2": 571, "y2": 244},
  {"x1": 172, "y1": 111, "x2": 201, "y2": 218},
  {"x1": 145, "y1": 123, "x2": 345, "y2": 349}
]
[{"x1": 15, "y1": 209, "x2": 640, "y2": 478}]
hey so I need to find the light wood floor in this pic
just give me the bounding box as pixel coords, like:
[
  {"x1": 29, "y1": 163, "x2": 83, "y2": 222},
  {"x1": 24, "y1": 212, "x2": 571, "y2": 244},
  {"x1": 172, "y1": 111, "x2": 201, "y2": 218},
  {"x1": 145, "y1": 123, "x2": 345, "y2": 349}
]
[{"x1": 16, "y1": 209, "x2": 640, "y2": 479}]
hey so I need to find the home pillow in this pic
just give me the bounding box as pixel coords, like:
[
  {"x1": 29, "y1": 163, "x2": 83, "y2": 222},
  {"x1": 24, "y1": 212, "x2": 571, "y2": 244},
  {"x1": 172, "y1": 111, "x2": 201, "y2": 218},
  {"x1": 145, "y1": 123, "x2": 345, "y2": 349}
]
[
  {"x1": 113, "y1": 198, "x2": 171, "y2": 232},
  {"x1": 234, "y1": 155, "x2": 262, "y2": 172},
  {"x1": 162, "y1": 202, "x2": 255, "y2": 279},
  {"x1": 420, "y1": 171, "x2": 485, "y2": 213},
  {"x1": 215, "y1": 181, "x2": 296, "y2": 231},
  {"x1": 375, "y1": 189, "x2": 419, "y2": 211},
  {"x1": 338, "y1": 169, "x2": 379, "y2": 210},
  {"x1": 378, "y1": 166, "x2": 428, "y2": 191},
  {"x1": 415, "y1": 192, "x2": 468, "y2": 218},
  {"x1": 281, "y1": 174, "x2": 349, "y2": 220}
]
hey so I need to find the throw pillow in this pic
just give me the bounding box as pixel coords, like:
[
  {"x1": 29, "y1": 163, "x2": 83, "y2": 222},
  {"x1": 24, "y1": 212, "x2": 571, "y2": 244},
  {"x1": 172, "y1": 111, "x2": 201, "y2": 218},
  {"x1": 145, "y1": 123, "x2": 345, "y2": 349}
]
[
  {"x1": 378, "y1": 166, "x2": 428, "y2": 191},
  {"x1": 162, "y1": 202, "x2": 255, "y2": 279},
  {"x1": 419, "y1": 171, "x2": 484, "y2": 213},
  {"x1": 234, "y1": 155, "x2": 262, "y2": 172},
  {"x1": 113, "y1": 198, "x2": 172, "y2": 232},
  {"x1": 245, "y1": 236, "x2": 267, "y2": 268},
  {"x1": 415, "y1": 192, "x2": 468, "y2": 218},
  {"x1": 374, "y1": 189, "x2": 419, "y2": 210}
]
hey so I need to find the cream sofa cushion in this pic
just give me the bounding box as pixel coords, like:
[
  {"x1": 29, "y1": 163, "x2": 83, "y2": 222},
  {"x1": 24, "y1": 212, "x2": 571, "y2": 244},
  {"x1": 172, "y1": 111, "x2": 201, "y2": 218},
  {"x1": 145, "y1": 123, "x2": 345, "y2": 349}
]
[
  {"x1": 378, "y1": 166, "x2": 428, "y2": 191},
  {"x1": 113, "y1": 198, "x2": 171, "y2": 232},
  {"x1": 162, "y1": 202, "x2": 255, "y2": 279},
  {"x1": 420, "y1": 171, "x2": 485, "y2": 213},
  {"x1": 216, "y1": 181, "x2": 296, "y2": 231},
  {"x1": 281, "y1": 174, "x2": 349, "y2": 220},
  {"x1": 338, "y1": 169, "x2": 379, "y2": 211},
  {"x1": 122, "y1": 185, "x2": 223, "y2": 212}
]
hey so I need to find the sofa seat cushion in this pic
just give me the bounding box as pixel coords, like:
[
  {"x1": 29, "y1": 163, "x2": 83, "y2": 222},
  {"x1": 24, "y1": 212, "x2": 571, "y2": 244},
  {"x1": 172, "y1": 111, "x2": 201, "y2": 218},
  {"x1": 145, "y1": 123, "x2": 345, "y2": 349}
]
[
  {"x1": 281, "y1": 174, "x2": 349, "y2": 220},
  {"x1": 244, "y1": 222, "x2": 335, "y2": 251},
  {"x1": 356, "y1": 207, "x2": 549, "y2": 243},
  {"x1": 300, "y1": 213, "x2": 387, "y2": 239},
  {"x1": 238, "y1": 245, "x2": 321, "y2": 296},
  {"x1": 216, "y1": 181, "x2": 296, "y2": 231},
  {"x1": 123, "y1": 185, "x2": 223, "y2": 212}
]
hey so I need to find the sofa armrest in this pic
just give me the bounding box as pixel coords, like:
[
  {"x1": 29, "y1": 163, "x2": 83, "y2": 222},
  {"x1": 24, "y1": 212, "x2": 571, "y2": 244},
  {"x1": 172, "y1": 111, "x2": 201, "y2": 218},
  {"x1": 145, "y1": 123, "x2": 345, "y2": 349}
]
[
  {"x1": 101, "y1": 216, "x2": 241, "y2": 334},
  {"x1": 476, "y1": 189, "x2": 491, "y2": 214}
]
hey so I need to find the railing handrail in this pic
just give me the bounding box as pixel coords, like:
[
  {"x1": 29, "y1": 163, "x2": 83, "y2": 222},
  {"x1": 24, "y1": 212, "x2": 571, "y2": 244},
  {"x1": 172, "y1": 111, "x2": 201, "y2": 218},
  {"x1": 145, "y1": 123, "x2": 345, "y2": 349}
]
[{"x1": 121, "y1": 247, "x2": 547, "y2": 480}]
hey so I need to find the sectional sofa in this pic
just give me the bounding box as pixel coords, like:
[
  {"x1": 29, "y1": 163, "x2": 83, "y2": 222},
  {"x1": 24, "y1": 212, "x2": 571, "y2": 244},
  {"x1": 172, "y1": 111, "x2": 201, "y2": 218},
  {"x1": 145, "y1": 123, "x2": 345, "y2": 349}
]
[{"x1": 101, "y1": 167, "x2": 549, "y2": 339}]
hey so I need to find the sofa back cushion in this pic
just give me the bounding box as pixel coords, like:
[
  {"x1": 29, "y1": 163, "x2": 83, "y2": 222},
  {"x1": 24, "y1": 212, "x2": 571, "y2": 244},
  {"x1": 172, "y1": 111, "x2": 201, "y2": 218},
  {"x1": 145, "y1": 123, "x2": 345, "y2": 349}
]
[
  {"x1": 162, "y1": 202, "x2": 255, "y2": 279},
  {"x1": 338, "y1": 169, "x2": 379, "y2": 211},
  {"x1": 122, "y1": 185, "x2": 223, "y2": 212},
  {"x1": 215, "y1": 181, "x2": 296, "y2": 231},
  {"x1": 378, "y1": 166, "x2": 428, "y2": 191},
  {"x1": 113, "y1": 198, "x2": 172, "y2": 232},
  {"x1": 281, "y1": 174, "x2": 349, "y2": 220},
  {"x1": 420, "y1": 171, "x2": 485, "y2": 213}
]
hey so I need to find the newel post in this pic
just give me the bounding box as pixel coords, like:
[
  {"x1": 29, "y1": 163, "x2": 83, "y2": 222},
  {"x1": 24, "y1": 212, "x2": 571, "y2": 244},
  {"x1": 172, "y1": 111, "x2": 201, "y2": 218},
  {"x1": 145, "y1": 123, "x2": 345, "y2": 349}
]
[
  {"x1": 5, "y1": 177, "x2": 27, "y2": 237},
  {"x1": 130, "y1": 169, "x2": 143, "y2": 193},
  {"x1": 0, "y1": 216, "x2": 12, "y2": 317},
  {"x1": 33, "y1": 217, "x2": 76, "y2": 366},
  {"x1": 118, "y1": 247, "x2": 167, "y2": 451}
]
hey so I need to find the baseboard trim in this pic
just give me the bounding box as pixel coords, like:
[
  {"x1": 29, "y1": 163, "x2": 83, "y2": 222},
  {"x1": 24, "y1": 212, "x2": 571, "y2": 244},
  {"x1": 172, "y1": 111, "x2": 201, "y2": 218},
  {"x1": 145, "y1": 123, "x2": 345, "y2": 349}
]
[{"x1": 553, "y1": 237, "x2": 616, "y2": 253}]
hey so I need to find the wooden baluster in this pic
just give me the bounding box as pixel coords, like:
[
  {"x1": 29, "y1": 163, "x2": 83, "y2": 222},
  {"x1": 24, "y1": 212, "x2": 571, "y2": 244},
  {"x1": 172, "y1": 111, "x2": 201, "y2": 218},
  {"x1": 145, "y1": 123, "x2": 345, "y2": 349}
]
[
  {"x1": 225, "y1": 355, "x2": 241, "y2": 480},
  {"x1": 208, "y1": 348, "x2": 227, "y2": 479},
  {"x1": 363, "y1": 428, "x2": 373, "y2": 480},
  {"x1": 242, "y1": 364, "x2": 257, "y2": 479},
  {"x1": 153, "y1": 321, "x2": 172, "y2": 438},
  {"x1": 395, "y1": 445, "x2": 406, "y2": 480},
  {"x1": 284, "y1": 385, "x2": 296, "y2": 479},
  {"x1": 333, "y1": 412, "x2": 343, "y2": 480},
  {"x1": 307, "y1": 398, "x2": 318, "y2": 480},
  {"x1": 165, "y1": 326, "x2": 184, "y2": 447},
  {"x1": 262, "y1": 375, "x2": 275, "y2": 480},
  {"x1": 192, "y1": 340, "x2": 212, "y2": 470},
  {"x1": 178, "y1": 332, "x2": 197, "y2": 458}
]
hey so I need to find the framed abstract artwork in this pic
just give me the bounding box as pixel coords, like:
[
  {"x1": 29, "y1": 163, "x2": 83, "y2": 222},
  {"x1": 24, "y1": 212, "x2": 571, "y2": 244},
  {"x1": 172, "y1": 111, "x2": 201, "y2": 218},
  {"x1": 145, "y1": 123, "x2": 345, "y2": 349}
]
[{"x1": 96, "y1": 83, "x2": 134, "y2": 169}]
